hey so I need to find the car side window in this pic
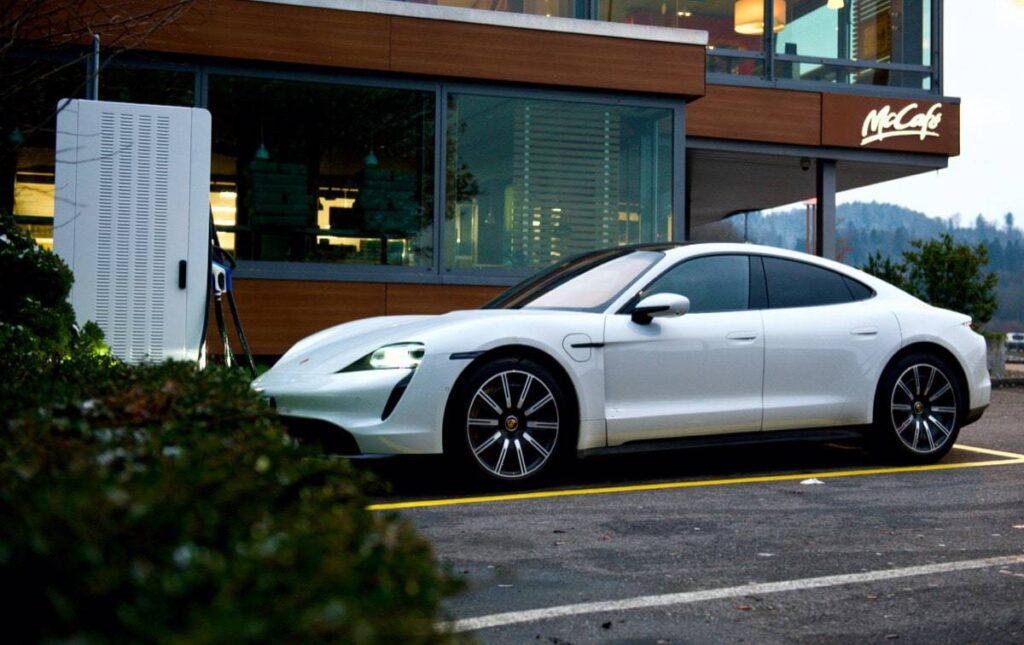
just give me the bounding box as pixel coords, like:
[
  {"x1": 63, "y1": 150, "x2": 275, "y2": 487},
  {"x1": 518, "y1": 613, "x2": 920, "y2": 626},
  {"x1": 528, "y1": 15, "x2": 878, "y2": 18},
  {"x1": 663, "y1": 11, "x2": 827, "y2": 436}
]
[
  {"x1": 641, "y1": 254, "x2": 750, "y2": 314},
  {"x1": 844, "y1": 276, "x2": 875, "y2": 301},
  {"x1": 762, "y1": 256, "x2": 853, "y2": 309}
]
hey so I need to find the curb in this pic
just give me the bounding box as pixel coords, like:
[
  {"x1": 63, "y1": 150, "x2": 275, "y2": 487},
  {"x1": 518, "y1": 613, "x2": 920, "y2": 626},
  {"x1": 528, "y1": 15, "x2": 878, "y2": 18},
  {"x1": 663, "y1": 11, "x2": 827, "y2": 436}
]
[{"x1": 992, "y1": 377, "x2": 1024, "y2": 389}]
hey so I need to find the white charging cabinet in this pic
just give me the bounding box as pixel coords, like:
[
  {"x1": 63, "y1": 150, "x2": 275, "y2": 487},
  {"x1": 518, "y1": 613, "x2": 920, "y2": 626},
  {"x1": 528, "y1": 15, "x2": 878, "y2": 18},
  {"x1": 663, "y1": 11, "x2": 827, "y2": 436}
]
[{"x1": 54, "y1": 99, "x2": 211, "y2": 364}]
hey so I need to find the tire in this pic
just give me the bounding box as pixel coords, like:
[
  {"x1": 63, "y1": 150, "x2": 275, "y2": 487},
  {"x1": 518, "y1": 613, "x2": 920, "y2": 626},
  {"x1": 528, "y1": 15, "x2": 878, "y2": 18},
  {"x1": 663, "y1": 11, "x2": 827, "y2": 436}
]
[
  {"x1": 445, "y1": 356, "x2": 576, "y2": 485},
  {"x1": 873, "y1": 352, "x2": 963, "y2": 463}
]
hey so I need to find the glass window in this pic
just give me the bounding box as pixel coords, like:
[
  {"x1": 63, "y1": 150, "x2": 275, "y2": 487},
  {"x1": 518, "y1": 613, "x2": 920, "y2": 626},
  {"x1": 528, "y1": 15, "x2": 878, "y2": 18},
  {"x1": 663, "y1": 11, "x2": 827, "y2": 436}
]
[
  {"x1": 775, "y1": 0, "x2": 932, "y2": 88},
  {"x1": 4, "y1": 62, "x2": 195, "y2": 250},
  {"x1": 208, "y1": 75, "x2": 435, "y2": 266},
  {"x1": 445, "y1": 93, "x2": 673, "y2": 272},
  {"x1": 763, "y1": 256, "x2": 853, "y2": 308},
  {"x1": 597, "y1": 0, "x2": 766, "y2": 52},
  {"x1": 524, "y1": 251, "x2": 663, "y2": 311},
  {"x1": 844, "y1": 275, "x2": 875, "y2": 301},
  {"x1": 641, "y1": 254, "x2": 750, "y2": 314},
  {"x1": 99, "y1": 67, "x2": 196, "y2": 107},
  {"x1": 432, "y1": 0, "x2": 578, "y2": 18}
]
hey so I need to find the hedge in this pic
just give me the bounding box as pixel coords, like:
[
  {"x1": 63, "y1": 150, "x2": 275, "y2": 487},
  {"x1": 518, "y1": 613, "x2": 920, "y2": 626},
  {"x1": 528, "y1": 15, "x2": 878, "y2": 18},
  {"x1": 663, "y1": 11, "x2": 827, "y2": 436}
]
[{"x1": 0, "y1": 211, "x2": 463, "y2": 642}]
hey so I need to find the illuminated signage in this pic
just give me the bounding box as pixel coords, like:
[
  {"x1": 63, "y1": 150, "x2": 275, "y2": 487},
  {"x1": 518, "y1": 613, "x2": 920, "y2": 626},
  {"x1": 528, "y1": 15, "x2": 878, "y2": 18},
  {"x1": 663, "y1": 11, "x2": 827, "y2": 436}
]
[{"x1": 860, "y1": 102, "x2": 943, "y2": 146}]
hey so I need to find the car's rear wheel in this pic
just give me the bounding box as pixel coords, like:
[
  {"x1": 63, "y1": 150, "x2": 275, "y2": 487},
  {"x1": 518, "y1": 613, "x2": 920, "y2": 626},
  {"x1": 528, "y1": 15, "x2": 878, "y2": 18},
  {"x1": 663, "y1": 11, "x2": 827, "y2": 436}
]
[
  {"x1": 874, "y1": 353, "x2": 963, "y2": 462},
  {"x1": 447, "y1": 356, "x2": 575, "y2": 484}
]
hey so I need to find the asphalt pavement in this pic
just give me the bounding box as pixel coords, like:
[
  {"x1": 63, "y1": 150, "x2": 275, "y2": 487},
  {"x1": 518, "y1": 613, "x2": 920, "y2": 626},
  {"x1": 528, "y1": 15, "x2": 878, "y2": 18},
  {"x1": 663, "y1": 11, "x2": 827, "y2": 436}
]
[{"x1": 366, "y1": 389, "x2": 1024, "y2": 643}]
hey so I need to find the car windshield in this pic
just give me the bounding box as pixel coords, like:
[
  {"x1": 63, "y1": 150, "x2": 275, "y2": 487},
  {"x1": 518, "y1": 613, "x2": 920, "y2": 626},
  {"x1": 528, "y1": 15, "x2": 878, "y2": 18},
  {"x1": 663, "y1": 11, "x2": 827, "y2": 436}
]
[{"x1": 483, "y1": 248, "x2": 665, "y2": 312}]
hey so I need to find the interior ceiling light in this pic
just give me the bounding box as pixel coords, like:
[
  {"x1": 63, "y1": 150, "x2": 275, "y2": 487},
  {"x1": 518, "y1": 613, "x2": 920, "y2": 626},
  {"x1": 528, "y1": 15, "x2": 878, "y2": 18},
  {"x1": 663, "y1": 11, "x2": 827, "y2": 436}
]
[
  {"x1": 734, "y1": 0, "x2": 787, "y2": 35},
  {"x1": 827, "y1": 0, "x2": 844, "y2": 9}
]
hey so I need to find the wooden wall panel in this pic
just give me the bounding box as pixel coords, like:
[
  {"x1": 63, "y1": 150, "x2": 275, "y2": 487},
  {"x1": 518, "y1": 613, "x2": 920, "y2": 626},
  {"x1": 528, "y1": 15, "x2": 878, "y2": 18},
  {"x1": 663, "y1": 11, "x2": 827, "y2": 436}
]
[
  {"x1": 386, "y1": 283, "x2": 504, "y2": 315},
  {"x1": 213, "y1": 279, "x2": 386, "y2": 356},
  {"x1": 208, "y1": 280, "x2": 507, "y2": 355},
  {"x1": 132, "y1": 2, "x2": 704, "y2": 97},
  {"x1": 687, "y1": 85, "x2": 821, "y2": 145},
  {"x1": 821, "y1": 94, "x2": 959, "y2": 156},
  {"x1": 390, "y1": 17, "x2": 705, "y2": 97},
  {"x1": 143, "y1": 0, "x2": 391, "y2": 71}
]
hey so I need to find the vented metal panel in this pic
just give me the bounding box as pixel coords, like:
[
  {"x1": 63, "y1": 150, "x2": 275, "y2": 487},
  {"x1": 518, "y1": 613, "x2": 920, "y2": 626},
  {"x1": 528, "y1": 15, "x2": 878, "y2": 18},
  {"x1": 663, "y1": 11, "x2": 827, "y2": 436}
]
[{"x1": 54, "y1": 99, "x2": 211, "y2": 364}]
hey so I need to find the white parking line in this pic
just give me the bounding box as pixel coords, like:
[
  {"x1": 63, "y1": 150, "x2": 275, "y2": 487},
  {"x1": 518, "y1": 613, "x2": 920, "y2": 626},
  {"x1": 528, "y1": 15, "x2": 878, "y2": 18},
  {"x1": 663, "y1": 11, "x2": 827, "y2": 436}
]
[{"x1": 446, "y1": 553, "x2": 1024, "y2": 633}]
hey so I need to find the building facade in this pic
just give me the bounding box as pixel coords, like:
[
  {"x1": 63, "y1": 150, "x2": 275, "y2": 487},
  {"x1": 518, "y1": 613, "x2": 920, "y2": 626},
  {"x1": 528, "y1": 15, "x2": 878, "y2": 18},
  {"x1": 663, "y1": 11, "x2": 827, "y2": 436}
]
[{"x1": 4, "y1": 0, "x2": 959, "y2": 355}]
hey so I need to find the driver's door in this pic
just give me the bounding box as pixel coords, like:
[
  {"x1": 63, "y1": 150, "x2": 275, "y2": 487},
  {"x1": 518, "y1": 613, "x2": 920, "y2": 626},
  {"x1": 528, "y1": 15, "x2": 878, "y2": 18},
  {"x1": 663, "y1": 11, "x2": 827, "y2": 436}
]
[{"x1": 603, "y1": 254, "x2": 765, "y2": 446}]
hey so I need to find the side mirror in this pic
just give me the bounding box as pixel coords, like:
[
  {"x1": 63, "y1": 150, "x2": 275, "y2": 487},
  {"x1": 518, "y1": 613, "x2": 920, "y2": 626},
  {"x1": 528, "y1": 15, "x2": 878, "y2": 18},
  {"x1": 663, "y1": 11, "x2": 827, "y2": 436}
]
[{"x1": 631, "y1": 293, "x2": 690, "y2": 325}]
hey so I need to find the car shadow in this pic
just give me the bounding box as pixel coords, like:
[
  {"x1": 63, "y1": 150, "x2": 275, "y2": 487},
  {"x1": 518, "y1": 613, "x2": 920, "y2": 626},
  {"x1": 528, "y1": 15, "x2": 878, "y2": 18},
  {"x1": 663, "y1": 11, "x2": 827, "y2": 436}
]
[{"x1": 352, "y1": 439, "x2": 981, "y2": 503}]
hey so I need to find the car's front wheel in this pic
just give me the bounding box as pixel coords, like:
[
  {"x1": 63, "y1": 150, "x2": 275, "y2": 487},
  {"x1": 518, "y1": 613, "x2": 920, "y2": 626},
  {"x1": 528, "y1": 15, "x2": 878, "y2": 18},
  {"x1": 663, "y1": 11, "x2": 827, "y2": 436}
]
[
  {"x1": 874, "y1": 353, "x2": 963, "y2": 462},
  {"x1": 447, "y1": 356, "x2": 575, "y2": 484}
]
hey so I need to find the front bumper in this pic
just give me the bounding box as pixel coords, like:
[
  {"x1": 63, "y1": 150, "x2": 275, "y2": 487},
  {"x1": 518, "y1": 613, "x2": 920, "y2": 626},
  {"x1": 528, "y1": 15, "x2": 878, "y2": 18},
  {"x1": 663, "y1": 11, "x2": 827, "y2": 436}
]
[{"x1": 253, "y1": 355, "x2": 462, "y2": 455}]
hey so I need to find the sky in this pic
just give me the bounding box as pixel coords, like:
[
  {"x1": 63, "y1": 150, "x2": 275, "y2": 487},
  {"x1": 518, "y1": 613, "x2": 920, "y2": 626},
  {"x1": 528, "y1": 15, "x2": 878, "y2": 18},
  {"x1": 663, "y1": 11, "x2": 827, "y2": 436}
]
[{"x1": 837, "y1": 0, "x2": 1024, "y2": 225}]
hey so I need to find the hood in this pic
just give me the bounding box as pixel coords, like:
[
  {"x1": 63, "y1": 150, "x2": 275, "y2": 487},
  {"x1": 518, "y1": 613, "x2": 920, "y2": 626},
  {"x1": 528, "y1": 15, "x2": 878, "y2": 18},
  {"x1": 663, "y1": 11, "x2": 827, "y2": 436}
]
[
  {"x1": 264, "y1": 315, "x2": 440, "y2": 376},
  {"x1": 254, "y1": 307, "x2": 602, "y2": 384}
]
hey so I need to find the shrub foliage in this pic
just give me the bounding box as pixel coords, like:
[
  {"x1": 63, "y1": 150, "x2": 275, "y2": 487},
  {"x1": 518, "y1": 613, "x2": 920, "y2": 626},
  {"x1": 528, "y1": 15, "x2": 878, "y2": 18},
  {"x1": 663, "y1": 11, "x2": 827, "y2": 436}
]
[
  {"x1": 0, "y1": 212, "x2": 461, "y2": 642},
  {"x1": 862, "y1": 233, "x2": 999, "y2": 327}
]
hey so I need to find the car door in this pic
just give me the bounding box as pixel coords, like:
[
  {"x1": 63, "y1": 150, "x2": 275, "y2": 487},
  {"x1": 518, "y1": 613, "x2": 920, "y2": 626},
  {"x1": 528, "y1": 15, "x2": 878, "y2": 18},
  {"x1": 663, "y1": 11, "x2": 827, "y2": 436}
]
[
  {"x1": 604, "y1": 254, "x2": 765, "y2": 446},
  {"x1": 758, "y1": 255, "x2": 901, "y2": 431}
]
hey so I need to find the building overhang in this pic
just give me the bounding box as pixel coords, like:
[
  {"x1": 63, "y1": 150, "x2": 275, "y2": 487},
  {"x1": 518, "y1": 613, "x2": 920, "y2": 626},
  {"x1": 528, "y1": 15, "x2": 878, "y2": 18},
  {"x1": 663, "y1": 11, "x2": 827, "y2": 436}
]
[
  {"x1": 687, "y1": 139, "x2": 950, "y2": 229},
  {"x1": 256, "y1": 0, "x2": 708, "y2": 46},
  {"x1": 130, "y1": 0, "x2": 707, "y2": 99}
]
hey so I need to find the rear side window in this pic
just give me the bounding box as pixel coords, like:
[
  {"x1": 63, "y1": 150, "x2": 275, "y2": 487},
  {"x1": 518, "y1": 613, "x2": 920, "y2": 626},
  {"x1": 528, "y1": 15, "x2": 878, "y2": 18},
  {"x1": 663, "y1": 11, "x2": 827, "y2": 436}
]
[
  {"x1": 641, "y1": 254, "x2": 750, "y2": 314},
  {"x1": 763, "y1": 257, "x2": 853, "y2": 309},
  {"x1": 844, "y1": 276, "x2": 875, "y2": 301}
]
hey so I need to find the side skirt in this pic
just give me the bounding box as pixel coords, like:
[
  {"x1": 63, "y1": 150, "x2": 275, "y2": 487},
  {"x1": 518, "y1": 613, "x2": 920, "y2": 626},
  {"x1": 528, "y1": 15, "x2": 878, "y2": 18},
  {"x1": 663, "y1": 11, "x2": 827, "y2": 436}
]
[{"x1": 578, "y1": 426, "x2": 873, "y2": 459}]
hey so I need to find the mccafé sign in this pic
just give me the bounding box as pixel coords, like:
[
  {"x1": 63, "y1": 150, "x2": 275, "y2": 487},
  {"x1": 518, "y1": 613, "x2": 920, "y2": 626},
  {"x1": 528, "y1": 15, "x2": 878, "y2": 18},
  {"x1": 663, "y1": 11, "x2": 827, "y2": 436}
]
[
  {"x1": 821, "y1": 94, "x2": 958, "y2": 156},
  {"x1": 860, "y1": 102, "x2": 943, "y2": 146}
]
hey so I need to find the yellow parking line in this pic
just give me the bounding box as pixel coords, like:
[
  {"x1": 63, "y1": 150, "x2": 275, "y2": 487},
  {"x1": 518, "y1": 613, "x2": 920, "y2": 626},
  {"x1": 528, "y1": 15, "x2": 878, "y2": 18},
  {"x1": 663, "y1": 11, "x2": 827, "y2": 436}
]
[
  {"x1": 953, "y1": 443, "x2": 1024, "y2": 460},
  {"x1": 368, "y1": 446, "x2": 1024, "y2": 512}
]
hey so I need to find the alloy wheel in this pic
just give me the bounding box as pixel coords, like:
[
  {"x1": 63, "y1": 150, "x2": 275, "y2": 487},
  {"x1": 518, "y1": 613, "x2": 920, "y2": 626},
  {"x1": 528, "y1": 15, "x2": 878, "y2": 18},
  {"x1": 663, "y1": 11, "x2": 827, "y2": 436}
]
[
  {"x1": 466, "y1": 369, "x2": 560, "y2": 479},
  {"x1": 889, "y1": 363, "x2": 958, "y2": 454}
]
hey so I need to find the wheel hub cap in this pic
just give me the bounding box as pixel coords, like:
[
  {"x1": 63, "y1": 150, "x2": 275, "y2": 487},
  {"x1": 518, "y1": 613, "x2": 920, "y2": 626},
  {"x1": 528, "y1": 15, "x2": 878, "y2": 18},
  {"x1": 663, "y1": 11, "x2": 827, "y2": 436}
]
[
  {"x1": 466, "y1": 369, "x2": 560, "y2": 480},
  {"x1": 890, "y1": 363, "x2": 957, "y2": 454}
]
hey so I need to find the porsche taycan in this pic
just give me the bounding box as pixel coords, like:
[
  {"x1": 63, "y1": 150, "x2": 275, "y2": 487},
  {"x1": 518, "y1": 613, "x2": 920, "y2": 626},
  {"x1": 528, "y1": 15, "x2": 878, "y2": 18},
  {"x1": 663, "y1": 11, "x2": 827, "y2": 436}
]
[{"x1": 252, "y1": 243, "x2": 991, "y2": 483}]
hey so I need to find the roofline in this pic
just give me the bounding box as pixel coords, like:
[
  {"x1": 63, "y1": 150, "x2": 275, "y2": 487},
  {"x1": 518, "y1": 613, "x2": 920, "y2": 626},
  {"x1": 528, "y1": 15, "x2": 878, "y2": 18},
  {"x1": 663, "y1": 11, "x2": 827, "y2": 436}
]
[{"x1": 254, "y1": 0, "x2": 709, "y2": 46}]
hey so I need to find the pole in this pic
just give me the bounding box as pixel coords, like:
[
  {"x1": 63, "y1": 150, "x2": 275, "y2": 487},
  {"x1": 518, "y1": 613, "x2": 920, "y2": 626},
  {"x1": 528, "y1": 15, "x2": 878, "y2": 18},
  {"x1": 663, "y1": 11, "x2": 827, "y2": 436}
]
[{"x1": 86, "y1": 35, "x2": 100, "y2": 100}]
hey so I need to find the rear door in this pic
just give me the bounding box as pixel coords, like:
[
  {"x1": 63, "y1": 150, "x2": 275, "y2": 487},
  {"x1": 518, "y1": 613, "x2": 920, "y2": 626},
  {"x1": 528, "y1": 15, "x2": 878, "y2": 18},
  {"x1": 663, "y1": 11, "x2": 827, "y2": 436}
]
[{"x1": 758, "y1": 256, "x2": 900, "y2": 430}]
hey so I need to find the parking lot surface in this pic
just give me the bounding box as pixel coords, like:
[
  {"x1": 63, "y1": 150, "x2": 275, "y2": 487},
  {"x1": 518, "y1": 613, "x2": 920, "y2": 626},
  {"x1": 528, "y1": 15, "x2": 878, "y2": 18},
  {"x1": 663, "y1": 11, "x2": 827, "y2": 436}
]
[{"x1": 367, "y1": 389, "x2": 1024, "y2": 643}]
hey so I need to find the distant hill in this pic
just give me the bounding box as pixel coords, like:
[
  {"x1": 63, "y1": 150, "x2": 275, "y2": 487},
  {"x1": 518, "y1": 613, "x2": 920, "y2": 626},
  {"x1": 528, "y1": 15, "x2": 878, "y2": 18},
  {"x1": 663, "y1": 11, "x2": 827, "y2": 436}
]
[{"x1": 691, "y1": 201, "x2": 1024, "y2": 331}]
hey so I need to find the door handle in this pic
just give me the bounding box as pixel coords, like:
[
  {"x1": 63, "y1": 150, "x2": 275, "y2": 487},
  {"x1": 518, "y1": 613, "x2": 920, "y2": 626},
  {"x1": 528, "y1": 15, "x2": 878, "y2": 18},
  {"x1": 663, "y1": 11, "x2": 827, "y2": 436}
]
[
  {"x1": 850, "y1": 327, "x2": 878, "y2": 336},
  {"x1": 726, "y1": 331, "x2": 758, "y2": 341}
]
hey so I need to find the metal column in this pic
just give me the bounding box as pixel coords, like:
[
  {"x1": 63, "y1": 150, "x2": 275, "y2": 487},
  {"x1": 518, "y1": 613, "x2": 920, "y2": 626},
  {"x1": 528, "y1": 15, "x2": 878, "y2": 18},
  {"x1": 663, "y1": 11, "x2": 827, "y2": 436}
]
[{"x1": 815, "y1": 159, "x2": 836, "y2": 259}]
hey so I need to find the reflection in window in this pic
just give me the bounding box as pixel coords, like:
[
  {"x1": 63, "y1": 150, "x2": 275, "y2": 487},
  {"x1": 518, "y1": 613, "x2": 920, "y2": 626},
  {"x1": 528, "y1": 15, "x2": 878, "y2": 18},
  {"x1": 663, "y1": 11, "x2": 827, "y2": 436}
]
[
  {"x1": 445, "y1": 94, "x2": 673, "y2": 272},
  {"x1": 598, "y1": 0, "x2": 765, "y2": 65},
  {"x1": 432, "y1": 0, "x2": 577, "y2": 18},
  {"x1": 207, "y1": 76, "x2": 434, "y2": 266},
  {"x1": 642, "y1": 255, "x2": 750, "y2": 313},
  {"x1": 776, "y1": 0, "x2": 931, "y2": 88}
]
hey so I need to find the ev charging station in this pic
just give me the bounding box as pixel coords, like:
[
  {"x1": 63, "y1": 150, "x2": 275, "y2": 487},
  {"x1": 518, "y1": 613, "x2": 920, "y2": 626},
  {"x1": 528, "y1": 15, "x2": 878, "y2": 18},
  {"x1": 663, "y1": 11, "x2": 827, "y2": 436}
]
[{"x1": 54, "y1": 99, "x2": 212, "y2": 364}]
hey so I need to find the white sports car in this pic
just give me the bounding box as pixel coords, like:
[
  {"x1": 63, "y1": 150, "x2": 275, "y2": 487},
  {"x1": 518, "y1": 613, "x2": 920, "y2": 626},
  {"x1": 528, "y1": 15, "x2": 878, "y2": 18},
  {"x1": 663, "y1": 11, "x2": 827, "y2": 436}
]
[{"x1": 253, "y1": 243, "x2": 991, "y2": 483}]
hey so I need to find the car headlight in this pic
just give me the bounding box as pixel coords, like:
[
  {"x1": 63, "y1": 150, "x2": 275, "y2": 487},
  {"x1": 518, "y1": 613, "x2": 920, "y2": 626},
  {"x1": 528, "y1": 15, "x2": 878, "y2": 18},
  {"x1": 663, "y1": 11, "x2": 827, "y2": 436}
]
[{"x1": 340, "y1": 343, "x2": 425, "y2": 372}]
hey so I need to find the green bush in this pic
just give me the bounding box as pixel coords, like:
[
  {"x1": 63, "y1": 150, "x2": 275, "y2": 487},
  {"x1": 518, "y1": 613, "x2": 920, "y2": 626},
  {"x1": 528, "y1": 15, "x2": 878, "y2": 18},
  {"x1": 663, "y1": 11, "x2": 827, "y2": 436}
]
[
  {"x1": 862, "y1": 233, "x2": 999, "y2": 328},
  {"x1": 1, "y1": 363, "x2": 461, "y2": 643},
  {"x1": 0, "y1": 209, "x2": 122, "y2": 417},
  {"x1": 0, "y1": 212, "x2": 462, "y2": 642}
]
